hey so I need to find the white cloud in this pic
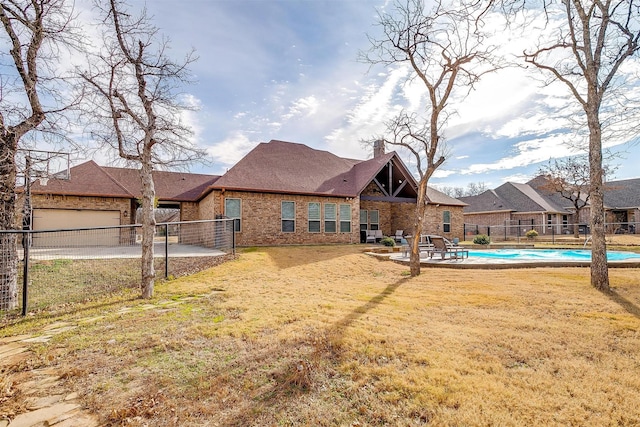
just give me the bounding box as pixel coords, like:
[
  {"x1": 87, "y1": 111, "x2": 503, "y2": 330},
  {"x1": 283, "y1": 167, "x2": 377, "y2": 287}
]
[
  {"x1": 460, "y1": 133, "x2": 576, "y2": 175},
  {"x1": 283, "y1": 95, "x2": 319, "y2": 120},
  {"x1": 500, "y1": 172, "x2": 534, "y2": 184}
]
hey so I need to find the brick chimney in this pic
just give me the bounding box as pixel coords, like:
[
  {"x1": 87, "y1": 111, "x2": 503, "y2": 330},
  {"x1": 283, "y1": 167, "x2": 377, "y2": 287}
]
[{"x1": 373, "y1": 140, "x2": 385, "y2": 158}]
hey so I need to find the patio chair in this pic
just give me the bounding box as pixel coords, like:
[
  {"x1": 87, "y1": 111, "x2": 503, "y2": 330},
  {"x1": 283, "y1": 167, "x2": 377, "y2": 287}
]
[
  {"x1": 365, "y1": 230, "x2": 377, "y2": 244},
  {"x1": 394, "y1": 230, "x2": 404, "y2": 243},
  {"x1": 428, "y1": 236, "x2": 468, "y2": 260}
]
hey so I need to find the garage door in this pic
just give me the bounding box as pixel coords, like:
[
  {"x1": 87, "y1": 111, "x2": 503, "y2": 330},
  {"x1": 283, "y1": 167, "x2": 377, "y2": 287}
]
[{"x1": 32, "y1": 209, "x2": 121, "y2": 247}]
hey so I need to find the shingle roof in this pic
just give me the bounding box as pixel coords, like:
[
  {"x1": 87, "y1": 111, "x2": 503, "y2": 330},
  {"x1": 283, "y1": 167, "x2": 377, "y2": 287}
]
[
  {"x1": 212, "y1": 140, "x2": 396, "y2": 197},
  {"x1": 211, "y1": 139, "x2": 465, "y2": 205},
  {"x1": 526, "y1": 175, "x2": 581, "y2": 211},
  {"x1": 30, "y1": 160, "x2": 220, "y2": 202},
  {"x1": 28, "y1": 140, "x2": 467, "y2": 206},
  {"x1": 463, "y1": 174, "x2": 640, "y2": 215},
  {"x1": 427, "y1": 187, "x2": 467, "y2": 206},
  {"x1": 459, "y1": 189, "x2": 513, "y2": 213},
  {"x1": 603, "y1": 178, "x2": 640, "y2": 208}
]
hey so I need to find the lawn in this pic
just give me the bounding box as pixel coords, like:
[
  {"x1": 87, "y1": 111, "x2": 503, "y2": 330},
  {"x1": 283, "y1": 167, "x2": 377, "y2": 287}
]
[{"x1": 3, "y1": 245, "x2": 640, "y2": 426}]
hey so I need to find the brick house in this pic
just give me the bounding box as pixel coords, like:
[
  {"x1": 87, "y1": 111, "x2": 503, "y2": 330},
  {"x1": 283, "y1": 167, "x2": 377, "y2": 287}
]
[
  {"x1": 202, "y1": 140, "x2": 466, "y2": 246},
  {"x1": 25, "y1": 140, "x2": 466, "y2": 245},
  {"x1": 460, "y1": 175, "x2": 640, "y2": 235}
]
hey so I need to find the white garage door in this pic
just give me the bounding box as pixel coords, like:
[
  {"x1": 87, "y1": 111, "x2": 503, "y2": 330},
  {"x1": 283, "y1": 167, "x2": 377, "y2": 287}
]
[{"x1": 32, "y1": 209, "x2": 121, "y2": 247}]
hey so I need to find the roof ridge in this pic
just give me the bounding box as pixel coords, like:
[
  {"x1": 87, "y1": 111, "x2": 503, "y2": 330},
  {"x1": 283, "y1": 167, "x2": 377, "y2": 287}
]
[{"x1": 95, "y1": 163, "x2": 137, "y2": 197}]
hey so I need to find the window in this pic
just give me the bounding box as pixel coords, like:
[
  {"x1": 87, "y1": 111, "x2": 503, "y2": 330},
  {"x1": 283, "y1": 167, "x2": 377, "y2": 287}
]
[
  {"x1": 562, "y1": 214, "x2": 568, "y2": 229},
  {"x1": 369, "y1": 210, "x2": 379, "y2": 231},
  {"x1": 339, "y1": 204, "x2": 352, "y2": 233},
  {"x1": 308, "y1": 202, "x2": 321, "y2": 233},
  {"x1": 225, "y1": 198, "x2": 241, "y2": 232},
  {"x1": 443, "y1": 210, "x2": 451, "y2": 233},
  {"x1": 325, "y1": 203, "x2": 336, "y2": 233},
  {"x1": 282, "y1": 201, "x2": 295, "y2": 232},
  {"x1": 547, "y1": 213, "x2": 553, "y2": 228},
  {"x1": 360, "y1": 209, "x2": 368, "y2": 231}
]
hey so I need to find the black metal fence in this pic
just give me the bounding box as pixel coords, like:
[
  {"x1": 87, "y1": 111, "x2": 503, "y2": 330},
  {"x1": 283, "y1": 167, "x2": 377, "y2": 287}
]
[
  {"x1": 464, "y1": 221, "x2": 639, "y2": 244},
  {"x1": 0, "y1": 219, "x2": 235, "y2": 321}
]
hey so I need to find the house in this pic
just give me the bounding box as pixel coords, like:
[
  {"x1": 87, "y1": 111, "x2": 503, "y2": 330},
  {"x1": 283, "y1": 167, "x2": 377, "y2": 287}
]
[
  {"x1": 460, "y1": 176, "x2": 640, "y2": 235},
  {"x1": 25, "y1": 160, "x2": 220, "y2": 232},
  {"x1": 24, "y1": 140, "x2": 467, "y2": 245}
]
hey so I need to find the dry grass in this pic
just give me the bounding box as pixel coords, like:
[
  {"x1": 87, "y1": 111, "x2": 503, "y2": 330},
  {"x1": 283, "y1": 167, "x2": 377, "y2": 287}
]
[{"x1": 3, "y1": 245, "x2": 640, "y2": 426}]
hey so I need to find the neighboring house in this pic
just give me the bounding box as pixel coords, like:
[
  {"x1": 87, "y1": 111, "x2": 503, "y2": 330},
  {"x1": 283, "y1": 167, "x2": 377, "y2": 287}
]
[
  {"x1": 598, "y1": 177, "x2": 640, "y2": 233},
  {"x1": 460, "y1": 176, "x2": 640, "y2": 235},
  {"x1": 23, "y1": 140, "x2": 467, "y2": 245}
]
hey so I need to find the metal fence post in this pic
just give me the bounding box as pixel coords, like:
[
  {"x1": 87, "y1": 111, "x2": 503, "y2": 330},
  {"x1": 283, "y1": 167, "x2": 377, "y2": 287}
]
[
  {"x1": 22, "y1": 232, "x2": 29, "y2": 316},
  {"x1": 164, "y1": 223, "x2": 169, "y2": 279}
]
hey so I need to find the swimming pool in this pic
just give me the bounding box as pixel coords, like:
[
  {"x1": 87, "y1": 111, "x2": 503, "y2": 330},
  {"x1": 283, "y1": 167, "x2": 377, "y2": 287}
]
[{"x1": 466, "y1": 249, "x2": 640, "y2": 261}]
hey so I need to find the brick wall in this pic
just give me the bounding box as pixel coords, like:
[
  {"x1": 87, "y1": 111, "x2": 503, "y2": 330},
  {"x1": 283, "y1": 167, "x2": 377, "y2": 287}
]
[
  {"x1": 201, "y1": 190, "x2": 360, "y2": 246},
  {"x1": 180, "y1": 202, "x2": 200, "y2": 221},
  {"x1": 360, "y1": 182, "x2": 464, "y2": 240}
]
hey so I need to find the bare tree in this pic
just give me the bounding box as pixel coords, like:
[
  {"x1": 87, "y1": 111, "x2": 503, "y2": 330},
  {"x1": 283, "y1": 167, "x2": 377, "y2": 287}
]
[
  {"x1": 0, "y1": 0, "x2": 80, "y2": 310},
  {"x1": 536, "y1": 155, "x2": 615, "y2": 238},
  {"x1": 509, "y1": 0, "x2": 640, "y2": 292},
  {"x1": 81, "y1": 0, "x2": 203, "y2": 299},
  {"x1": 361, "y1": 0, "x2": 499, "y2": 276},
  {"x1": 466, "y1": 181, "x2": 487, "y2": 196},
  {"x1": 438, "y1": 182, "x2": 487, "y2": 197}
]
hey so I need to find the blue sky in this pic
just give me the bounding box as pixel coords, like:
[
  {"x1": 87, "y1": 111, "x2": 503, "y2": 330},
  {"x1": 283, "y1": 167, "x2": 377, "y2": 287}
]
[{"x1": 92, "y1": 0, "x2": 640, "y2": 189}]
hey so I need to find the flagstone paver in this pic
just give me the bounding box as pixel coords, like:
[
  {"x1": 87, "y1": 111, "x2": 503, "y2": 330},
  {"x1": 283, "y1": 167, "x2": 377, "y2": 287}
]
[{"x1": 1, "y1": 296, "x2": 200, "y2": 426}]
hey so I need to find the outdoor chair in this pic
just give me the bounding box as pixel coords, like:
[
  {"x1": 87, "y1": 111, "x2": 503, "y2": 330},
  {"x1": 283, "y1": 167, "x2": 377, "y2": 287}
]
[
  {"x1": 394, "y1": 230, "x2": 404, "y2": 243},
  {"x1": 365, "y1": 230, "x2": 377, "y2": 244},
  {"x1": 427, "y1": 236, "x2": 468, "y2": 260}
]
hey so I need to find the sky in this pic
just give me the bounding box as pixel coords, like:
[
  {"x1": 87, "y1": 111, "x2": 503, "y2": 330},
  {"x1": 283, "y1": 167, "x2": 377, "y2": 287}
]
[{"x1": 39, "y1": 0, "x2": 640, "y2": 189}]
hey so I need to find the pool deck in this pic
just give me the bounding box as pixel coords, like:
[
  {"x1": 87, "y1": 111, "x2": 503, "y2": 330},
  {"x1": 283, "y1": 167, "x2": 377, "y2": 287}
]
[{"x1": 367, "y1": 250, "x2": 640, "y2": 269}]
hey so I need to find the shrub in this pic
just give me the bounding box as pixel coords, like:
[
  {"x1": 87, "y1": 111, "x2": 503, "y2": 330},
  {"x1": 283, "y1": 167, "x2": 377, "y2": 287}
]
[
  {"x1": 380, "y1": 236, "x2": 395, "y2": 247},
  {"x1": 525, "y1": 229, "x2": 539, "y2": 239},
  {"x1": 473, "y1": 234, "x2": 490, "y2": 245}
]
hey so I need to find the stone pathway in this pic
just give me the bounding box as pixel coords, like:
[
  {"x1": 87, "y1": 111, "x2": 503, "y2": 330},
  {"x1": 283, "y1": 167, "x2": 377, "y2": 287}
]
[{"x1": 0, "y1": 297, "x2": 200, "y2": 427}]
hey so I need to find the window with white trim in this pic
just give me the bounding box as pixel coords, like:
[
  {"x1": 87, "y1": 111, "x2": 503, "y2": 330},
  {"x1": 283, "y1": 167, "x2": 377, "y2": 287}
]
[
  {"x1": 339, "y1": 204, "x2": 352, "y2": 233},
  {"x1": 224, "y1": 198, "x2": 241, "y2": 232},
  {"x1": 325, "y1": 203, "x2": 336, "y2": 233},
  {"x1": 443, "y1": 210, "x2": 451, "y2": 233},
  {"x1": 308, "y1": 202, "x2": 321, "y2": 233},
  {"x1": 282, "y1": 201, "x2": 295, "y2": 233}
]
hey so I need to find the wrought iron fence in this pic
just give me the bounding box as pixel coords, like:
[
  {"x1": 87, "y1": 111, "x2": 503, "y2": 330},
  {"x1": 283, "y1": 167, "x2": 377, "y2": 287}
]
[
  {"x1": 463, "y1": 221, "x2": 639, "y2": 244},
  {"x1": 0, "y1": 219, "x2": 235, "y2": 321}
]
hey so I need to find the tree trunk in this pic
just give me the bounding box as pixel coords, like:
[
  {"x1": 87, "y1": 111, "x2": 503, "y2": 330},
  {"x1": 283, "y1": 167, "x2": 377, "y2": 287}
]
[
  {"x1": 139, "y1": 157, "x2": 156, "y2": 299},
  {"x1": 410, "y1": 178, "x2": 429, "y2": 277},
  {"x1": 0, "y1": 136, "x2": 19, "y2": 310},
  {"x1": 573, "y1": 207, "x2": 581, "y2": 239},
  {"x1": 587, "y1": 113, "x2": 609, "y2": 292}
]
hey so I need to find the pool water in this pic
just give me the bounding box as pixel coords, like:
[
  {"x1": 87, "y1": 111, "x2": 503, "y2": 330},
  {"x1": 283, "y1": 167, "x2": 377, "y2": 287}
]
[{"x1": 466, "y1": 249, "x2": 640, "y2": 261}]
